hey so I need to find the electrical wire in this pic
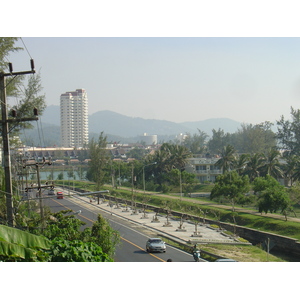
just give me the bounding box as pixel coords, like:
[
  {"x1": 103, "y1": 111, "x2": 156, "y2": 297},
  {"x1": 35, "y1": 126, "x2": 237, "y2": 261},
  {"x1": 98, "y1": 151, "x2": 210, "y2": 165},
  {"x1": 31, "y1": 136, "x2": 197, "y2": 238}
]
[{"x1": 20, "y1": 37, "x2": 33, "y2": 60}]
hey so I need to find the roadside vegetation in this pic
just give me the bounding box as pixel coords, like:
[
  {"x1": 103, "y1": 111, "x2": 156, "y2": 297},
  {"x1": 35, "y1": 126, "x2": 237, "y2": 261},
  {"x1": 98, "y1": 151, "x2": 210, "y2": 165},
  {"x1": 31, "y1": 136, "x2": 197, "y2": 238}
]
[
  {"x1": 2, "y1": 38, "x2": 300, "y2": 262},
  {"x1": 60, "y1": 180, "x2": 300, "y2": 240},
  {"x1": 0, "y1": 208, "x2": 120, "y2": 262}
]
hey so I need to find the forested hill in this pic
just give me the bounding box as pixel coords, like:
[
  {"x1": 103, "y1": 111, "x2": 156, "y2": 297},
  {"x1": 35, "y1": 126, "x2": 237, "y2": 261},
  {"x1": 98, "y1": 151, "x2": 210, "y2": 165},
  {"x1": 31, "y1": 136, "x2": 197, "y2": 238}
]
[{"x1": 38, "y1": 105, "x2": 241, "y2": 137}]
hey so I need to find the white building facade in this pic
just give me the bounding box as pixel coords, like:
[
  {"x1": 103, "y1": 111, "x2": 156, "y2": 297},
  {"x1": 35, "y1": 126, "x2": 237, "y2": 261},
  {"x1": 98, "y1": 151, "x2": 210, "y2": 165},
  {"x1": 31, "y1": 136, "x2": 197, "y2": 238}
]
[
  {"x1": 185, "y1": 157, "x2": 222, "y2": 183},
  {"x1": 60, "y1": 89, "x2": 89, "y2": 148}
]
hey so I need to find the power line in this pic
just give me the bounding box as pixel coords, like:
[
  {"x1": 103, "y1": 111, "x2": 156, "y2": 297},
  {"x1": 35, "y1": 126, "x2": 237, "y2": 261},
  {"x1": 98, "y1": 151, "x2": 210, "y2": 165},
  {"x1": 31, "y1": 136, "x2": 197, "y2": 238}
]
[{"x1": 20, "y1": 38, "x2": 33, "y2": 60}]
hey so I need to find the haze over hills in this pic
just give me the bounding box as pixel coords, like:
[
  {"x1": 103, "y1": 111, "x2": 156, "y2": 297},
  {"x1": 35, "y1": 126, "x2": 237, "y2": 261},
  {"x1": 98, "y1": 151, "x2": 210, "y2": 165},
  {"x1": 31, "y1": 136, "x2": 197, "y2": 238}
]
[
  {"x1": 21, "y1": 105, "x2": 242, "y2": 146},
  {"x1": 43, "y1": 105, "x2": 241, "y2": 135}
]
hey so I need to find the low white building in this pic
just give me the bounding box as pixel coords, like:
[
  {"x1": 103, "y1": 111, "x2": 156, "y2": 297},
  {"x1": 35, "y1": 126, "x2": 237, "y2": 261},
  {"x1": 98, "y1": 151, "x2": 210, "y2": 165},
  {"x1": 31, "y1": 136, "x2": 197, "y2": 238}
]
[{"x1": 185, "y1": 157, "x2": 222, "y2": 183}]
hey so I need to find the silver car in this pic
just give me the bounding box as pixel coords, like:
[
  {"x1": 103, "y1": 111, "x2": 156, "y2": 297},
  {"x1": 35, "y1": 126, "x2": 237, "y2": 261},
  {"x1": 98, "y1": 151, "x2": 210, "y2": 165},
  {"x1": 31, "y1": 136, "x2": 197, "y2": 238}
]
[
  {"x1": 146, "y1": 238, "x2": 166, "y2": 253},
  {"x1": 48, "y1": 189, "x2": 55, "y2": 195}
]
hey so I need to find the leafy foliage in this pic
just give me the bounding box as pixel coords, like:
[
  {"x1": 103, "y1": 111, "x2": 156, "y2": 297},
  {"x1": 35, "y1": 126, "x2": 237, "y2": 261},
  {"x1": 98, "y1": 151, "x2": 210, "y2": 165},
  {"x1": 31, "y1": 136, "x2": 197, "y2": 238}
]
[
  {"x1": 30, "y1": 210, "x2": 119, "y2": 261},
  {"x1": 90, "y1": 214, "x2": 120, "y2": 258},
  {"x1": 183, "y1": 129, "x2": 208, "y2": 154},
  {"x1": 48, "y1": 238, "x2": 112, "y2": 262},
  {"x1": 0, "y1": 37, "x2": 21, "y2": 73},
  {"x1": 86, "y1": 132, "x2": 110, "y2": 190},
  {"x1": 0, "y1": 225, "x2": 50, "y2": 261},
  {"x1": 207, "y1": 128, "x2": 231, "y2": 154},
  {"x1": 210, "y1": 171, "x2": 250, "y2": 211},
  {"x1": 144, "y1": 142, "x2": 192, "y2": 190},
  {"x1": 215, "y1": 145, "x2": 236, "y2": 174},
  {"x1": 253, "y1": 175, "x2": 291, "y2": 215},
  {"x1": 276, "y1": 107, "x2": 300, "y2": 155}
]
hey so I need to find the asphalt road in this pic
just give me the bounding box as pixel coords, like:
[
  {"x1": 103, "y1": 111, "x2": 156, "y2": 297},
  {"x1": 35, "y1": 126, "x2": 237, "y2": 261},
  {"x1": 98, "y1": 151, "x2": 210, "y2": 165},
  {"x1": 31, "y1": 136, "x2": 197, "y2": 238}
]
[{"x1": 43, "y1": 193, "x2": 195, "y2": 262}]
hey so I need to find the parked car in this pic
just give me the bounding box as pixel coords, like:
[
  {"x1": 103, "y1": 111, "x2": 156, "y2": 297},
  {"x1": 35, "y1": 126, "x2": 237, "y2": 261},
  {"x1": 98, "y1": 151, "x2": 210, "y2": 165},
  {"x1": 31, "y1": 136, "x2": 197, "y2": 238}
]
[
  {"x1": 57, "y1": 191, "x2": 64, "y2": 199},
  {"x1": 48, "y1": 189, "x2": 55, "y2": 195},
  {"x1": 146, "y1": 238, "x2": 166, "y2": 253}
]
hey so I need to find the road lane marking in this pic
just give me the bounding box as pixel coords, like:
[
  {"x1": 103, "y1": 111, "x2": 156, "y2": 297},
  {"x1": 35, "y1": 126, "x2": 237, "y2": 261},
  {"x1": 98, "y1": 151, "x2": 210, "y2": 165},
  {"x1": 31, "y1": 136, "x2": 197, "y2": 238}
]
[
  {"x1": 60, "y1": 195, "x2": 190, "y2": 255},
  {"x1": 50, "y1": 199, "x2": 166, "y2": 262}
]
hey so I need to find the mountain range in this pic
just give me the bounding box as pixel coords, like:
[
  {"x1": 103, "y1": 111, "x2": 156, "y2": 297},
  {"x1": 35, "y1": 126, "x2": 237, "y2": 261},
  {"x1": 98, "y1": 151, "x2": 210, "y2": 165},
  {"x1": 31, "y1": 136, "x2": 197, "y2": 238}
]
[{"x1": 21, "y1": 105, "x2": 242, "y2": 146}]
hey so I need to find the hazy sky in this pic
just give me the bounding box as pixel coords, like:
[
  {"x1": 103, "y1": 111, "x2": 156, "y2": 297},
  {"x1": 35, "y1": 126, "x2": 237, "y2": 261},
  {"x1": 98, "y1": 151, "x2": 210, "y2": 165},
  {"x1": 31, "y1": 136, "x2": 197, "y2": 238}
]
[
  {"x1": 7, "y1": 37, "x2": 300, "y2": 125},
  {"x1": 2, "y1": 0, "x2": 297, "y2": 291}
]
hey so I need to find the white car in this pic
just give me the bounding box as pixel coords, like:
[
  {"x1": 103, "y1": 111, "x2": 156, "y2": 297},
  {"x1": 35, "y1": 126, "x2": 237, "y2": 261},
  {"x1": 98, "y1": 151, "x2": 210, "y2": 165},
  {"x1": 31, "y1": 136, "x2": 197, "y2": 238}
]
[
  {"x1": 146, "y1": 238, "x2": 166, "y2": 253},
  {"x1": 48, "y1": 189, "x2": 55, "y2": 195}
]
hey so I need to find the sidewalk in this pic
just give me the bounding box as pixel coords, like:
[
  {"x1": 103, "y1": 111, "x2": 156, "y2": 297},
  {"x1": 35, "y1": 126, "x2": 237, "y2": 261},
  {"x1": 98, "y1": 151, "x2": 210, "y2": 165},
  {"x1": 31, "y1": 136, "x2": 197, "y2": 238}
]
[{"x1": 70, "y1": 192, "x2": 247, "y2": 246}]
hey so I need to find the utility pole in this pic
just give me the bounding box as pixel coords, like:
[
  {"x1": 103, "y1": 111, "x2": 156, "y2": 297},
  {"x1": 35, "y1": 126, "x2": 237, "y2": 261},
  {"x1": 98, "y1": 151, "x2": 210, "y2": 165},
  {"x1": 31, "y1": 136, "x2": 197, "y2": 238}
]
[
  {"x1": 0, "y1": 60, "x2": 37, "y2": 226},
  {"x1": 23, "y1": 158, "x2": 52, "y2": 228}
]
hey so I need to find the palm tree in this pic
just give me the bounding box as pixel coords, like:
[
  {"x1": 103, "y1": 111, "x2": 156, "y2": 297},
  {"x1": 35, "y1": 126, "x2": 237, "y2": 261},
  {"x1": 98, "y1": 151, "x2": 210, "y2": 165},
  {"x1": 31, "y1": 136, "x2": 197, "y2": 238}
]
[
  {"x1": 232, "y1": 153, "x2": 249, "y2": 175},
  {"x1": 244, "y1": 153, "x2": 265, "y2": 182},
  {"x1": 145, "y1": 148, "x2": 169, "y2": 186},
  {"x1": 260, "y1": 148, "x2": 284, "y2": 179},
  {"x1": 168, "y1": 144, "x2": 192, "y2": 170},
  {"x1": 283, "y1": 155, "x2": 300, "y2": 186},
  {"x1": 145, "y1": 143, "x2": 192, "y2": 189},
  {"x1": 291, "y1": 159, "x2": 300, "y2": 184},
  {"x1": 215, "y1": 145, "x2": 236, "y2": 174}
]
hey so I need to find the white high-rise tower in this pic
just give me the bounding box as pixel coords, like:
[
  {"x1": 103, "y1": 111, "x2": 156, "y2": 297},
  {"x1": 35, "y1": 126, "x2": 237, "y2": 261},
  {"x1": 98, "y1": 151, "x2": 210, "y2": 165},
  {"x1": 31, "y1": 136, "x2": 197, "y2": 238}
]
[{"x1": 60, "y1": 89, "x2": 88, "y2": 148}]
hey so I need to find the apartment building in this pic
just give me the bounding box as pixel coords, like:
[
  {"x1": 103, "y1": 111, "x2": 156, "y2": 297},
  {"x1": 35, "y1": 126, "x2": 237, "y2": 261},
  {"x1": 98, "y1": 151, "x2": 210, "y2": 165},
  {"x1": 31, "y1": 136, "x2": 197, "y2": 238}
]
[
  {"x1": 185, "y1": 157, "x2": 222, "y2": 183},
  {"x1": 60, "y1": 89, "x2": 89, "y2": 148}
]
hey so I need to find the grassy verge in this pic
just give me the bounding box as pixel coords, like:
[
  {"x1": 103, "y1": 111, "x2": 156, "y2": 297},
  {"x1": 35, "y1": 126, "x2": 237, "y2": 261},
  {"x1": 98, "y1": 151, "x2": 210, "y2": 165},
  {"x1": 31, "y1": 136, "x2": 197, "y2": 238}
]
[
  {"x1": 60, "y1": 181, "x2": 300, "y2": 240},
  {"x1": 58, "y1": 181, "x2": 299, "y2": 261},
  {"x1": 199, "y1": 244, "x2": 285, "y2": 262},
  {"x1": 160, "y1": 237, "x2": 284, "y2": 262},
  {"x1": 108, "y1": 187, "x2": 300, "y2": 240}
]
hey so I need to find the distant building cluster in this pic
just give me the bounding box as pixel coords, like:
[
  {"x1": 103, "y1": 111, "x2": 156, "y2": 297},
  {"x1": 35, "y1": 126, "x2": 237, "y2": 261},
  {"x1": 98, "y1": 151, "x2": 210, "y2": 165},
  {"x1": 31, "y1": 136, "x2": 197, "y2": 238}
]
[
  {"x1": 12, "y1": 87, "x2": 222, "y2": 183},
  {"x1": 60, "y1": 89, "x2": 89, "y2": 148}
]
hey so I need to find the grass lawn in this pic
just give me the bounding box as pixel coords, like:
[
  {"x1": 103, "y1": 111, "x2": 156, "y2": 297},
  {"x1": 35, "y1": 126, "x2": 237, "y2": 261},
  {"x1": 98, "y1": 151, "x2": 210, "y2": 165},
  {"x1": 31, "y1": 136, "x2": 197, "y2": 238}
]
[
  {"x1": 200, "y1": 244, "x2": 285, "y2": 262},
  {"x1": 59, "y1": 181, "x2": 300, "y2": 261}
]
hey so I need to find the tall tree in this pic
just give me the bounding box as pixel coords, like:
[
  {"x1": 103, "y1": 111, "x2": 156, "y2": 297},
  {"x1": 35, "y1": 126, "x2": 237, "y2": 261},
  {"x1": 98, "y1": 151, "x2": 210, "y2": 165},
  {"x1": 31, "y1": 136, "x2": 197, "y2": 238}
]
[
  {"x1": 291, "y1": 158, "x2": 300, "y2": 184},
  {"x1": 253, "y1": 175, "x2": 291, "y2": 216},
  {"x1": 283, "y1": 155, "x2": 300, "y2": 186},
  {"x1": 0, "y1": 37, "x2": 21, "y2": 73},
  {"x1": 144, "y1": 143, "x2": 192, "y2": 188},
  {"x1": 183, "y1": 129, "x2": 208, "y2": 155},
  {"x1": 232, "y1": 122, "x2": 276, "y2": 154},
  {"x1": 243, "y1": 153, "x2": 265, "y2": 182},
  {"x1": 207, "y1": 128, "x2": 231, "y2": 154},
  {"x1": 215, "y1": 144, "x2": 236, "y2": 174},
  {"x1": 0, "y1": 38, "x2": 46, "y2": 136},
  {"x1": 276, "y1": 107, "x2": 300, "y2": 155},
  {"x1": 210, "y1": 171, "x2": 250, "y2": 211},
  {"x1": 90, "y1": 214, "x2": 120, "y2": 258},
  {"x1": 260, "y1": 148, "x2": 284, "y2": 179},
  {"x1": 86, "y1": 132, "x2": 110, "y2": 190},
  {"x1": 9, "y1": 72, "x2": 46, "y2": 133},
  {"x1": 232, "y1": 153, "x2": 249, "y2": 175},
  {"x1": 167, "y1": 144, "x2": 192, "y2": 170}
]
